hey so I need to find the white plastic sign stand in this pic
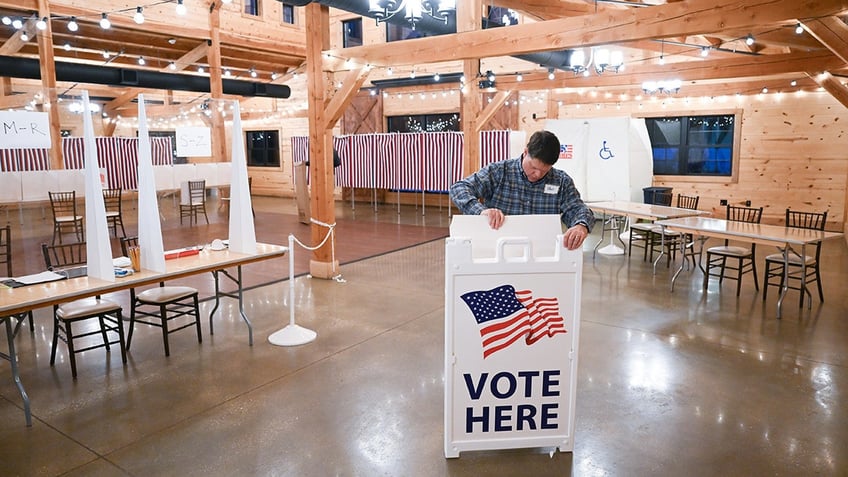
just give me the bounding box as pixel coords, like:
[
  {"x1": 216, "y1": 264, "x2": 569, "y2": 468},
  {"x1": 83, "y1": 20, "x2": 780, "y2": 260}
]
[{"x1": 444, "y1": 215, "x2": 582, "y2": 458}]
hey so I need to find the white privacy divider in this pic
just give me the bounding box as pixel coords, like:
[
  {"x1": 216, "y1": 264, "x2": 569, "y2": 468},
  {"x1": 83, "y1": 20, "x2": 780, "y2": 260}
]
[
  {"x1": 54, "y1": 169, "x2": 86, "y2": 196},
  {"x1": 0, "y1": 172, "x2": 22, "y2": 202},
  {"x1": 20, "y1": 171, "x2": 60, "y2": 202},
  {"x1": 195, "y1": 162, "x2": 218, "y2": 187},
  {"x1": 153, "y1": 165, "x2": 175, "y2": 191},
  {"x1": 217, "y1": 162, "x2": 232, "y2": 187}
]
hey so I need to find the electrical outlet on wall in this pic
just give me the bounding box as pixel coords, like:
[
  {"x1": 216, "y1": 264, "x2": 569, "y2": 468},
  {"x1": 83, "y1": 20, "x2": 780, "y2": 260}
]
[{"x1": 720, "y1": 199, "x2": 728, "y2": 206}]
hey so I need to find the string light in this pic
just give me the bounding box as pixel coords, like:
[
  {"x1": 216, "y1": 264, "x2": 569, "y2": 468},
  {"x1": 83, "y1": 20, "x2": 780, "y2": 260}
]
[
  {"x1": 176, "y1": 0, "x2": 187, "y2": 16},
  {"x1": 1, "y1": 16, "x2": 10, "y2": 26},
  {"x1": 20, "y1": 32, "x2": 29, "y2": 42},
  {"x1": 36, "y1": 17, "x2": 48, "y2": 30},
  {"x1": 134, "y1": 6, "x2": 145, "y2": 24},
  {"x1": 100, "y1": 13, "x2": 111, "y2": 29},
  {"x1": 745, "y1": 34, "x2": 755, "y2": 46},
  {"x1": 67, "y1": 17, "x2": 78, "y2": 31},
  {"x1": 795, "y1": 23, "x2": 803, "y2": 34},
  {"x1": 138, "y1": 56, "x2": 146, "y2": 65},
  {"x1": 11, "y1": 18, "x2": 22, "y2": 29}
]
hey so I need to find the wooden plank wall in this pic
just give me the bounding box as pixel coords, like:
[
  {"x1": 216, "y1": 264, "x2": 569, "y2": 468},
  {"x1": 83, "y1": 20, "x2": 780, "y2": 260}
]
[{"x1": 555, "y1": 92, "x2": 848, "y2": 232}]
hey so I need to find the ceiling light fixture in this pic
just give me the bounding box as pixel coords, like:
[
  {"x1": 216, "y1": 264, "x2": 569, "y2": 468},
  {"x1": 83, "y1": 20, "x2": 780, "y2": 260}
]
[
  {"x1": 67, "y1": 17, "x2": 78, "y2": 31},
  {"x1": 134, "y1": 6, "x2": 145, "y2": 24},
  {"x1": 368, "y1": 0, "x2": 456, "y2": 30},
  {"x1": 642, "y1": 79, "x2": 681, "y2": 95},
  {"x1": 99, "y1": 13, "x2": 111, "y2": 29}
]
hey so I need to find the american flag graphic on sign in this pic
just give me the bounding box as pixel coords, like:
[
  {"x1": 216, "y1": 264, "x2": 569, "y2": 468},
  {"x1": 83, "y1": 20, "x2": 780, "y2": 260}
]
[{"x1": 460, "y1": 285, "x2": 567, "y2": 359}]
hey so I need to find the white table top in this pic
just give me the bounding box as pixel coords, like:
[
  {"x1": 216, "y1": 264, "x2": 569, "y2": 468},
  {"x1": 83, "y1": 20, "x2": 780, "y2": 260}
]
[
  {"x1": 655, "y1": 217, "x2": 843, "y2": 246},
  {"x1": 0, "y1": 242, "x2": 288, "y2": 316},
  {"x1": 588, "y1": 200, "x2": 709, "y2": 220}
]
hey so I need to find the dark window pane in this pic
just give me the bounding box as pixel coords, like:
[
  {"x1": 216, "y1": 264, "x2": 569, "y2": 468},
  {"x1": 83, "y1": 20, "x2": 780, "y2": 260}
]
[
  {"x1": 387, "y1": 113, "x2": 460, "y2": 133},
  {"x1": 343, "y1": 19, "x2": 363, "y2": 48},
  {"x1": 246, "y1": 130, "x2": 280, "y2": 167},
  {"x1": 646, "y1": 114, "x2": 734, "y2": 177},
  {"x1": 282, "y1": 4, "x2": 294, "y2": 24},
  {"x1": 244, "y1": 0, "x2": 259, "y2": 16}
]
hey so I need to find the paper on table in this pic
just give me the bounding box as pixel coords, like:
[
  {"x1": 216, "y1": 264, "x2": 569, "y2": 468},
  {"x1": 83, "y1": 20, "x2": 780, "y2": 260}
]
[{"x1": 16, "y1": 271, "x2": 66, "y2": 285}]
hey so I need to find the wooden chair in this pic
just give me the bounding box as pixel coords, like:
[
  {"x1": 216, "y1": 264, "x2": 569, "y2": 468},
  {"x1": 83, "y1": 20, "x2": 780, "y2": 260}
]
[
  {"x1": 179, "y1": 180, "x2": 208, "y2": 225},
  {"x1": 704, "y1": 205, "x2": 763, "y2": 296},
  {"x1": 628, "y1": 191, "x2": 679, "y2": 262},
  {"x1": 763, "y1": 209, "x2": 827, "y2": 308},
  {"x1": 218, "y1": 177, "x2": 255, "y2": 217},
  {"x1": 42, "y1": 242, "x2": 126, "y2": 378},
  {"x1": 102, "y1": 188, "x2": 126, "y2": 238},
  {"x1": 121, "y1": 237, "x2": 202, "y2": 356},
  {"x1": 48, "y1": 191, "x2": 84, "y2": 244},
  {"x1": 0, "y1": 225, "x2": 33, "y2": 337},
  {"x1": 649, "y1": 194, "x2": 702, "y2": 268}
]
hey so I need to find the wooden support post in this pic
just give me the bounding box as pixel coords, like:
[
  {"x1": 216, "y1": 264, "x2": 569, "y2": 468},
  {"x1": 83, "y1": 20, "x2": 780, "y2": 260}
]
[
  {"x1": 209, "y1": 7, "x2": 227, "y2": 163},
  {"x1": 36, "y1": 0, "x2": 63, "y2": 170},
  {"x1": 305, "y1": 3, "x2": 338, "y2": 279}
]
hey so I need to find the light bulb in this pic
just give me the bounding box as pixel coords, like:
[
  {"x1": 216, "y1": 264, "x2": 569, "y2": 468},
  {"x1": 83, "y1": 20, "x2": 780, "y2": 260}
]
[
  {"x1": 168, "y1": 62, "x2": 177, "y2": 70},
  {"x1": 12, "y1": 18, "x2": 22, "y2": 29},
  {"x1": 745, "y1": 34, "x2": 754, "y2": 46},
  {"x1": 36, "y1": 17, "x2": 47, "y2": 30},
  {"x1": 176, "y1": 0, "x2": 187, "y2": 16},
  {"x1": 20, "y1": 32, "x2": 29, "y2": 42},
  {"x1": 63, "y1": 42, "x2": 71, "y2": 51},
  {"x1": 1, "y1": 16, "x2": 10, "y2": 26},
  {"x1": 100, "y1": 13, "x2": 111, "y2": 29},
  {"x1": 659, "y1": 55, "x2": 665, "y2": 66},
  {"x1": 138, "y1": 57, "x2": 145, "y2": 65},
  {"x1": 795, "y1": 23, "x2": 803, "y2": 34},
  {"x1": 134, "y1": 7, "x2": 145, "y2": 24},
  {"x1": 68, "y1": 17, "x2": 78, "y2": 31},
  {"x1": 197, "y1": 66, "x2": 204, "y2": 73}
]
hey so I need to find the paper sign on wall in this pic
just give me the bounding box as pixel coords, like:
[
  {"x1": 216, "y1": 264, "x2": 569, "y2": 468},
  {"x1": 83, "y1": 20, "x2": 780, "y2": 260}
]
[
  {"x1": 0, "y1": 111, "x2": 52, "y2": 149},
  {"x1": 175, "y1": 126, "x2": 211, "y2": 157}
]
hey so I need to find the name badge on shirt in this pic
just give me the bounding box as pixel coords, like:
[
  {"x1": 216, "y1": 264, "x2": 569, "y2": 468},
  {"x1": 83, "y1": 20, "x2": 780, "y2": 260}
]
[{"x1": 544, "y1": 184, "x2": 559, "y2": 194}]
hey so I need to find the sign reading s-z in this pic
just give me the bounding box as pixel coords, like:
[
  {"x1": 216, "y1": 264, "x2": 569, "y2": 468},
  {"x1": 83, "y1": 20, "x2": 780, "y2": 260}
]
[
  {"x1": 0, "y1": 111, "x2": 51, "y2": 149},
  {"x1": 176, "y1": 126, "x2": 212, "y2": 157}
]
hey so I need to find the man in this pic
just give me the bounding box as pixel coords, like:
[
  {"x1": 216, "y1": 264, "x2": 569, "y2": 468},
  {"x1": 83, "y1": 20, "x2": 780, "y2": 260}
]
[{"x1": 449, "y1": 130, "x2": 594, "y2": 250}]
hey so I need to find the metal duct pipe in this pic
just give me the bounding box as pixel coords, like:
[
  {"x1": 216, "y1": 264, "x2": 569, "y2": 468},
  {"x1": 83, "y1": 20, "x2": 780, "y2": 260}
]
[
  {"x1": 302, "y1": 0, "x2": 573, "y2": 71},
  {"x1": 0, "y1": 56, "x2": 291, "y2": 99}
]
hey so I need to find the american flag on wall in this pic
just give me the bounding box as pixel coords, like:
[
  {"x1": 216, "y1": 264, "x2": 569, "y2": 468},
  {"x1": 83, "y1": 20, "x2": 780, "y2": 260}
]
[
  {"x1": 460, "y1": 284, "x2": 568, "y2": 359},
  {"x1": 480, "y1": 130, "x2": 511, "y2": 167}
]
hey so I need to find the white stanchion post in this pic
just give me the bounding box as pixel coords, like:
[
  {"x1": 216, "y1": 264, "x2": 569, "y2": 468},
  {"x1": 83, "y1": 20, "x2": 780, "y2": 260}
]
[{"x1": 268, "y1": 234, "x2": 317, "y2": 346}]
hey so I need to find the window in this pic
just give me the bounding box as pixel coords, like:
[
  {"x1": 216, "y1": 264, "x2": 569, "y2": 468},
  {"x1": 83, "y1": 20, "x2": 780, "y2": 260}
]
[
  {"x1": 343, "y1": 18, "x2": 362, "y2": 48},
  {"x1": 281, "y1": 3, "x2": 294, "y2": 24},
  {"x1": 244, "y1": 0, "x2": 259, "y2": 16},
  {"x1": 60, "y1": 129, "x2": 73, "y2": 137},
  {"x1": 387, "y1": 113, "x2": 460, "y2": 133},
  {"x1": 246, "y1": 130, "x2": 280, "y2": 167},
  {"x1": 645, "y1": 114, "x2": 736, "y2": 176},
  {"x1": 386, "y1": 22, "x2": 445, "y2": 42}
]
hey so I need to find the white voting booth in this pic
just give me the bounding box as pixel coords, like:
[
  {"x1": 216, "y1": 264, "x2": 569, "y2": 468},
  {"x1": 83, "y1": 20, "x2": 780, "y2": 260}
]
[
  {"x1": 546, "y1": 117, "x2": 653, "y2": 202},
  {"x1": 444, "y1": 215, "x2": 582, "y2": 458}
]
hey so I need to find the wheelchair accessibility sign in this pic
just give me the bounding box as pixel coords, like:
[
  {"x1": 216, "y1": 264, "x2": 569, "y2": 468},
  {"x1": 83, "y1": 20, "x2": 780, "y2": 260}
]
[{"x1": 599, "y1": 140, "x2": 614, "y2": 160}]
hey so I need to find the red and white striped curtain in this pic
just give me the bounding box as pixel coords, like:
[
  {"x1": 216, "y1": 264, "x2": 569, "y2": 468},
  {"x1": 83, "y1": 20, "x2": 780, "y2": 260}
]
[
  {"x1": 289, "y1": 130, "x2": 513, "y2": 193},
  {"x1": 62, "y1": 137, "x2": 174, "y2": 190},
  {"x1": 1, "y1": 136, "x2": 173, "y2": 190},
  {"x1": 0, "y1": 148, "x2": 50, "y2": 172}
]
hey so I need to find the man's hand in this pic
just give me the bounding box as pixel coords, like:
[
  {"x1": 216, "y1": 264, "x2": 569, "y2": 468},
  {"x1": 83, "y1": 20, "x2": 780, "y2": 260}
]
[
  {"x1": 481, "y1": 208, "x2": 505, "y2": 230},
  {"x1": 563, "y1": 224, "x2": 589, "y2": 250}
]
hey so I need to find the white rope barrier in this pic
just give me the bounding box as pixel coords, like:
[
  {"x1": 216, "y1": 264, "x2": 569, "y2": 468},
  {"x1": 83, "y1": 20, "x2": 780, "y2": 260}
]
[{"x1": 268, "y1": 217, "x2": 343, "y2": 347}]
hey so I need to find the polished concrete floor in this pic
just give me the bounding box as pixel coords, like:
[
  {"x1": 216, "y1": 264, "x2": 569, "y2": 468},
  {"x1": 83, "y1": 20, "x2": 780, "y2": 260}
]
[{"x1": 2, "y1": 196, "x2": 847, "y2": 476}]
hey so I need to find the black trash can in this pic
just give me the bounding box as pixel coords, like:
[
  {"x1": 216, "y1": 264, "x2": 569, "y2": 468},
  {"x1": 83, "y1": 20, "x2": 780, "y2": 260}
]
[{"x1": 643, "y1": 186, "x2": 673, "y2": 205}]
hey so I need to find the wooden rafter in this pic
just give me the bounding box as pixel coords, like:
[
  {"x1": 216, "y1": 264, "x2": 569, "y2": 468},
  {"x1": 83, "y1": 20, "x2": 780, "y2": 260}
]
[{"x1": 804, "y1": 16, "x2": 848, "y2": 64}]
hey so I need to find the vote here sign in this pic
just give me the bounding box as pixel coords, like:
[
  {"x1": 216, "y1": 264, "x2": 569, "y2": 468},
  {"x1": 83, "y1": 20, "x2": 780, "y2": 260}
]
[{"x1": 444, "y1": 216, "x2": 582, "y2": 458}]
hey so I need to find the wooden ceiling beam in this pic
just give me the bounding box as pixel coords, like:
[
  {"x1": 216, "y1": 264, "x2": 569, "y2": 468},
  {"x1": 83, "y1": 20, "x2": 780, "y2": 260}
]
[
  {"x1": 325, "y1": 0, "x2": 848, "y2": 68},
  {"x1": 173, "y1": 41, "x2": 209, "y2": 72},
  {"x1": 324, "y1": 67, "x2": 371, "y2": 126},
  {"x1": 496, "y1": 50, "x2": 843, "y2": 91},
  {"x1": 476, "y1": 90, "x2": 512, "y2": 131},
  {"x1": 803, "y1": 16, "x2": 848, "y2": 64},
  {"x1": 0, "y1": 17, "x2": 37, "y2": 55},
  {"x1": 808, "y1": 70, "x2": 848, "y2": 108}
]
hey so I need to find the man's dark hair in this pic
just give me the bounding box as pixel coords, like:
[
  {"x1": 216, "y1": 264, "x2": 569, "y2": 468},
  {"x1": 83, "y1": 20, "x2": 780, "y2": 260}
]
[{"x1": 526, "y1": 130, "x2": 560, "y2": 165}]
